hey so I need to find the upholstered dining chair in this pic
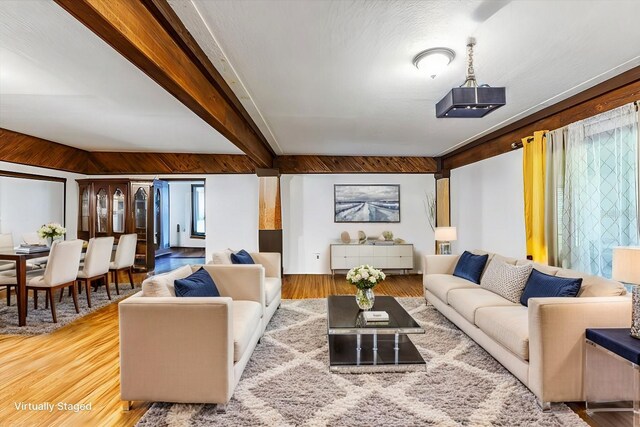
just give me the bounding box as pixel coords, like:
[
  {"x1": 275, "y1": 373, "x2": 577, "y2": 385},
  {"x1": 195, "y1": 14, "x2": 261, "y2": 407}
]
[
  {"x1": 0, "y1": 233, "x2": 15, "y2": 272},
  {"x1": 109, "y1": 234, "x2": 137, "y2": 294},
  {"x1": 73, "y1": 236, "x2": 115, "y2": 307},
  {"x1": 27, "y1": 239, "x2": 83, "y2": 323}
]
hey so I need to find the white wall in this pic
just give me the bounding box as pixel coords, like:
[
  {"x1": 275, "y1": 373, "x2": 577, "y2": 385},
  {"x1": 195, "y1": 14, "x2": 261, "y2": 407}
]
[
  {"x1": 168, "y1": 181, "x2": 206, "y2": 248},
  {"x1": 450, "y1": 150, "x2": 526, "y2": 258},
  {"x1": 0, "y1": 161, "x2": 83, "y2": 242},
  {"x1": 282, "y1": 174, "x2": 435, "y2": 274},
  {"x1": 205, "y1": 175, "x2": 259, "y2": 261}
]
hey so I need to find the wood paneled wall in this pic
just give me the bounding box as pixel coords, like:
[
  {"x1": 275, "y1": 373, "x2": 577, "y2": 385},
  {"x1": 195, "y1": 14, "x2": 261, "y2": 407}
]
[
  {"x1": 0, "y1": 128, "x2": 89, "y2": 174},
  {"x1": 87, "y1": 152, "x2": 256, "y2": 174},
  {"x1": 276, "y1": 155, "x2": 438, "y2": 174},
  {"x1": 443, "y1": 67, "x2": 640, "y2": 169}
]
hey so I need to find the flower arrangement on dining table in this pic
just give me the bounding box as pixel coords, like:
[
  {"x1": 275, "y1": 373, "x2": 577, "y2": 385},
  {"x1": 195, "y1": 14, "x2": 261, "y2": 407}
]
[
  {"x1": 347, "y1": 265, "x2": 386, "y2": 310},
  {"x1": 37, "y1": 223, "x2": 67, "y2": 241}
]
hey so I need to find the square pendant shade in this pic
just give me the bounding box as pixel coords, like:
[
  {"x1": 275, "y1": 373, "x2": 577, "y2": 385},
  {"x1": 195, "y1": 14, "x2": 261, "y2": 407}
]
[{"x1": 436, "y1": 86, "x2": 506, "y2": 118}]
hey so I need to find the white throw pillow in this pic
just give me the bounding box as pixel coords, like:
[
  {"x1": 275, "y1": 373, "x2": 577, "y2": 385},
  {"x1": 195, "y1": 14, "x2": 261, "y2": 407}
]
[
  {"x1": 480, "y1": 257, "x2": 533, "y2": 303},
  {"x1": 210, "y1": 249, "x2": 234, "y2": 265},
  {"x1": 141, "y1": 265, "x2": 193, "y2": 297}
]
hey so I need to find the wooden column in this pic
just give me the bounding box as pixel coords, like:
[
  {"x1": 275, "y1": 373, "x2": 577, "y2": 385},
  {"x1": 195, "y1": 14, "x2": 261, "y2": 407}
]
[
  {"x1": 434, "y1": 164, "x2": 451, "y2": 254},
  {"x1": 257, "y1": 169, "x2": 282, "y2": 264}
]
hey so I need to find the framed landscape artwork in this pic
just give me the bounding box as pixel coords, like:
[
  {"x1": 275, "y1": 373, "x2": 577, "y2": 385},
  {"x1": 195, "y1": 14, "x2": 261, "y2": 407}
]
[{"x1": 334, "y1": 184, "x2": 400, "y2": 223}]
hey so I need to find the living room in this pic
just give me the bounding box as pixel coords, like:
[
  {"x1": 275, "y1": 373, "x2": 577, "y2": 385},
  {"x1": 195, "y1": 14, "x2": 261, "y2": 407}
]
[{"x1": 1, "y1": 0, "x2": 639, "y2": 426}]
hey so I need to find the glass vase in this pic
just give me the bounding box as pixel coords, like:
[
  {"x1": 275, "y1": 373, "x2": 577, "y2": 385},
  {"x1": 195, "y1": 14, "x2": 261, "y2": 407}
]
[{"x1": 355, "y1": 288, "x2": 375, "y2": 311}]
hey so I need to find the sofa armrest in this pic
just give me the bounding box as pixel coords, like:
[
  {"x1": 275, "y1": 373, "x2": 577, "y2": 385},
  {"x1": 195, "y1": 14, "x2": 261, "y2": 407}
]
[
  {"x1": 528, "y1": 296, "x2": 632, "y2": 402},
  {"x1": 250, "y1": 252, "x2": 281, "y2": 278},
  {"x1": 423, "y1": 255, "x2": 460, "y2": 275},
  {"x1": 201, "y1": 264, "x2": 265, "y2": 307},
  {"x1": 119, "y1": 293, "x2": 234, "y2": 404}
]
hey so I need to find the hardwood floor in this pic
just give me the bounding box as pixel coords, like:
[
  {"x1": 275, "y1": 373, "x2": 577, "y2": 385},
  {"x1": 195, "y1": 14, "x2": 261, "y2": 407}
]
[{"x1": 0, "y1": 273, "x2": 625, "y2": 426}]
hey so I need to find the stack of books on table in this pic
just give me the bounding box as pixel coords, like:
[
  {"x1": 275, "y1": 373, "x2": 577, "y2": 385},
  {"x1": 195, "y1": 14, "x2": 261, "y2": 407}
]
[
  {"x1": 15, "y1": 244, "x2": 49, "y2": 254},
  {"x1": 363, "y1": 311, "x2": 389, "y2": 324}
]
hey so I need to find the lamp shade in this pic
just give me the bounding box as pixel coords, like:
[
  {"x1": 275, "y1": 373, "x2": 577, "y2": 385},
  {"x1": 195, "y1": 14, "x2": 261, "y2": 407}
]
[
  {"x1": 612, "y1": 247, "x2": 640, "y2": 284},
  {"x1": 435, "y1": 226, "x2": 457, "y2": 242}
]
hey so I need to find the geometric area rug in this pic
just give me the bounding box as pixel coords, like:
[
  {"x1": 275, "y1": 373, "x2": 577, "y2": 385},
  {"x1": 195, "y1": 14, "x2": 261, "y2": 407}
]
[
  {"x1": 136, "y1": 297, "x2": 587, "y2": 426},
  {"x1": 0, "y1": 283, "x2": 138, "y2": 335}
]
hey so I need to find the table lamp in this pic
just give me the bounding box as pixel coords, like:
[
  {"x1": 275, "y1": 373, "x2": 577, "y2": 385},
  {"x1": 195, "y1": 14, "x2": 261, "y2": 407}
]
[
  {"x1": 435, "y1": 226, "x2": 457, "y2": 255},
  {"x1": 612, "y1": 247, "x2": 640, "y2": 339}
]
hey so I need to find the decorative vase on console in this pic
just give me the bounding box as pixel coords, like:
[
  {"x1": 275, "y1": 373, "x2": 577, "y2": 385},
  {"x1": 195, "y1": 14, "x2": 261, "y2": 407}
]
[{"x1": 347, "y1": 265, "x2": 386, "y2": 311}]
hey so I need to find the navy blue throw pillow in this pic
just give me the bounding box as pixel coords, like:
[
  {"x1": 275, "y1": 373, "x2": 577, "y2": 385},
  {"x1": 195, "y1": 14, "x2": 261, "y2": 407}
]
[
  {"x1": 519, "y1": 269, "x2": 582, "y2": 306},
  {"x1": 231, "y1": 249, "x2": 255, "y2": 265},
  {"x1": 175, "y1": 268, "x2": 220, "y2": 297},
  {"x1": 452, "y1": 251, "x2": 489, "y2": 284}
]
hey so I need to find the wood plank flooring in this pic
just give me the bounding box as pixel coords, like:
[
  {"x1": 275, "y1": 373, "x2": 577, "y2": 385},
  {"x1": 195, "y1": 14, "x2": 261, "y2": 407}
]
[{"x1": 0, "y1": 273, "x2": 622, "y2": 426}]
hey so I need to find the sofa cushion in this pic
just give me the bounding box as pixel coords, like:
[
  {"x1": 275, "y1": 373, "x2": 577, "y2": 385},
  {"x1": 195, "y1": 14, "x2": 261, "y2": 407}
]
[
  {"x1": 210, "y1": 249, "x2": 233, "y2": 265},
  {"x1": 519, "y1": 269, "x2": 582, "y2": 306},
  {"x1": 424, "y1": 274, "x2": 478, "y2": 304},
  {"x1": 448, "y1": 288, "x2": 518, "y2": 324},
  {"x1": 555, "y1": 270, "x2": 626, "y2": 297},
  {"x1": 231, "y1": 249, "x2": 255, "y2": 265},
  {"x1": 476, "y1": 306, "x2": 530, "y2": 360},
  {"x1": 453, "y1": 251, "x2": 489, "y2": 284},
  {"x1": 265, "y1": 277, "x2": 281, "y2": 306},
  {"x1": 232, "y1": 300, "x2": 262, "y2": 362},
  {"x1": 480, "y1": 258, "x2": 533, "y2": 303},
  {"x1": 141, "y1": 265, "x2": 193, "y2": 297},
  {"x1": 515, "y1": 259, "x2": 562, "y2": 276},
  {"x1": 175, "y1": 268, "x2": 220, "y2": 297}
]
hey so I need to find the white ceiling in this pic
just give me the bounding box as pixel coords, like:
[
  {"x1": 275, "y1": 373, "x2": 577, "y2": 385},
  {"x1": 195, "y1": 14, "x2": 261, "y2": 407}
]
[
  {"x1": 0, "y1": 0, "x2": 242, "y2": 154},
  {"x1": 171, "y1": 0, "x2": 640, "y2": 156}
]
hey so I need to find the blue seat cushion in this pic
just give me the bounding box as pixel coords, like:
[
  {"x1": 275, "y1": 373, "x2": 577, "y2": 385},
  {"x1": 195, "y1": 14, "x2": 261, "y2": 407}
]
[
  {"x1": 520, "y1": 269, "x2": 581, "y2": 306},
  {"x1": 175, "y1": 268, "x2": 220, "y2": 297},
  {"x1": 586, "y1": 328, "x2": 640, "y2": 365},
  {"x1": 231, "y1": 249, "x2": 255, "y2": 265},
  {"x1": 452, "y1": 251, "x2": 489, "y2": 284}
]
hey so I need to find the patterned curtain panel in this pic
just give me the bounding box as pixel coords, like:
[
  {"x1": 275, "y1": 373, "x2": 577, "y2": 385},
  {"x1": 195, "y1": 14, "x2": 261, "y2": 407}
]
[{"x1": 560, "y1": 103, "x2": 639, "y2": 278}]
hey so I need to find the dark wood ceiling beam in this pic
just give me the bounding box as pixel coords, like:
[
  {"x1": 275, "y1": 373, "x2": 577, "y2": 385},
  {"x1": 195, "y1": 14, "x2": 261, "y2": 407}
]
[
  {"x1": 0, "y1": 128, "x2": 89, "y2": 174},
  {"x1": 275, "y1": 155, "x2": 438, "y2": 174},
  {"x1": 443, "y1": 66, "x2": 640, "y2": 169},
  {"x1": 54, "y1": 0, "x2": 274, "y2": 168},
  {"x1": 87, "y1": 152, "x2": 257, "y2": 174}
]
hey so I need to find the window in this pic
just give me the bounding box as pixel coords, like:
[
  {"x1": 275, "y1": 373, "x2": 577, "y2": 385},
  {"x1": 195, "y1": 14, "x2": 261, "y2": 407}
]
[{"x1": 191, "y1": 184, "x2": 205, "y2": 238}]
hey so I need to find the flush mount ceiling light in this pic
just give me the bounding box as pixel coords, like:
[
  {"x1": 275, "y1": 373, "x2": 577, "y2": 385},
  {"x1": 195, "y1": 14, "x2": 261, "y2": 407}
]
[
  {"x1": 435, "y1": 38, "x2": 506, "y2": 118},
  {"x1": 413, "y1": 47, "x2": 455, "y2": 79}
]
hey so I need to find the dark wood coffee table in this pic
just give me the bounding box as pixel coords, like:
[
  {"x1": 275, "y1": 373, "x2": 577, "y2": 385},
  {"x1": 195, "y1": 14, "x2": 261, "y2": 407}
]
[{"x1": 327, "y1": 295, "x2": 426, "y2": 372}]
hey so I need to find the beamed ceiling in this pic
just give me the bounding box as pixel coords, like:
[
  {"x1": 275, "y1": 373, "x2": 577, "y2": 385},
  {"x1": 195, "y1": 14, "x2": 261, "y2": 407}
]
[{"x1": 1, "y1": 0, "x2": 640, "y2": 174}]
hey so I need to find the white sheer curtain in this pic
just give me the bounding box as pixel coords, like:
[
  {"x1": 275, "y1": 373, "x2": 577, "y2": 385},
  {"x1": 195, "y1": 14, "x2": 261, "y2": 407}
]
[{"x1": 559, "y1": 103, "x2": 639, "y2": 277}]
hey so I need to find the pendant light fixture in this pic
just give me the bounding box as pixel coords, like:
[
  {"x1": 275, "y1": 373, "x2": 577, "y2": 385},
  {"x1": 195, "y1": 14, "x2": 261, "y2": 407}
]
[{"x1": 435, "y1": 38, "x2": 506, "y2": 118}]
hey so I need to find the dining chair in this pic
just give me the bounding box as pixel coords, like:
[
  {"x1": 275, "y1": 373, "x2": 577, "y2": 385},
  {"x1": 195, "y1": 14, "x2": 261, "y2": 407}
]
[
  {"x1": 0, "y1": 233, "x2": 15, "y2": 272},
  {"x1": 27, "y1": 239, "x2": 83, "y2": 323},
  {"x1": 109, "y1": 234, "x2": 137, "y2": 294},
  {"x1": 74, "y1": 236, "x2": 114, "y2": 308}
]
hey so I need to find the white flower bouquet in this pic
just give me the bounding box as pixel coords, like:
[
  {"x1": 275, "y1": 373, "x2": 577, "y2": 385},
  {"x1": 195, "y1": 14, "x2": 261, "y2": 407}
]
[
  {"x1": 37, "y1": 223, "x2": 67, "y2": 240},
  {"x1": 346, "y1": 265, "x2": 386, "y2": 290}
]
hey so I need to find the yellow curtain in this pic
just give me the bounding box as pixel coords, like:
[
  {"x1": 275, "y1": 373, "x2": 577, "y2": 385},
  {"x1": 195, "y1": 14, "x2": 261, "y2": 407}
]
[{"x1": 523, "y1": 130, "x2": 548, "y2": 263}]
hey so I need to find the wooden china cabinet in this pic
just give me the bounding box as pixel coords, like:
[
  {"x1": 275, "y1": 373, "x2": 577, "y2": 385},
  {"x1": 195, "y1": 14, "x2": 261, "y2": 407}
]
[{"x1": 77, "y1": 179, "x2": 156, "y2": 272}]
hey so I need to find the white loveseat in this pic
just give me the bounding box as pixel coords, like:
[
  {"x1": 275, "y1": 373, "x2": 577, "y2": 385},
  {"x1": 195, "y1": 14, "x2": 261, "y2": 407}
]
[
  {"x1": 208, "y1": 251, "x2": 282, "y2": 333},
  {"x1": 119, "y1": 263, "x2": 274, "y2": 410},
  {"x1": 423, "y1": 251, "x2": 631, "y2": 408}
]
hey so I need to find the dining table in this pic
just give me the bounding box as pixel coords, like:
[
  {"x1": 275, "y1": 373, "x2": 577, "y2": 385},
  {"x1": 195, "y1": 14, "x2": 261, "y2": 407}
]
[{"x1": 0, "y1": 246, "x2": 51, "y2": 326}]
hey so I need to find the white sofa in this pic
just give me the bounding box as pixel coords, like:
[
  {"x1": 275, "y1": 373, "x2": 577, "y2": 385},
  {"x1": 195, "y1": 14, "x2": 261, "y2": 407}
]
[
  {"x1": 208, "y1": 251, "x2": 282, "y2": 333},
  {"x1": 119, "y1": 263, "x2": 273, "y2": 410},
  {"x1": 423, "y1": 251, "x2": 631, "y2": 408}
]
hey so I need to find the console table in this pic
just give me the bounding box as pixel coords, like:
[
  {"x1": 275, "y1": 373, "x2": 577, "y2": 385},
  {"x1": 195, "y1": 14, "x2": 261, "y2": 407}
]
[
  {"x1": 330, "y1": 243, "x2": 414, "y2": 274},
  {"x1": 585, "y1": 328, "x2": 640, "y2": 426}
]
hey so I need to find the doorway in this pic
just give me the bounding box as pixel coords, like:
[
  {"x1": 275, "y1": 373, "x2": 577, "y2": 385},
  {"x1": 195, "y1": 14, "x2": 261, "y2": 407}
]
[{"x1": 154, "y1": 179, "x2": 206, "y2": 273}]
